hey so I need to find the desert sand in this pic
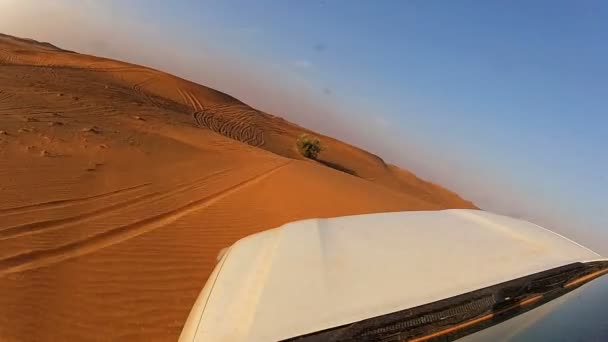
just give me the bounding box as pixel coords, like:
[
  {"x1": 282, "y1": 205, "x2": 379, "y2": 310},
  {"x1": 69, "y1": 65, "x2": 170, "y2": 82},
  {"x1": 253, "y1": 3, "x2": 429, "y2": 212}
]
[{"x1": 0, "y1": 33, "x2": 476, "y2": 341}]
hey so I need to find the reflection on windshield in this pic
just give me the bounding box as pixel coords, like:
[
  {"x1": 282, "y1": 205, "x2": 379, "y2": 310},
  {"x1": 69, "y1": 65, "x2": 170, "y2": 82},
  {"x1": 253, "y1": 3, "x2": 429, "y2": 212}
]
[{"x1": 460, "y1": 273, "x2": 608, "y2": 341}]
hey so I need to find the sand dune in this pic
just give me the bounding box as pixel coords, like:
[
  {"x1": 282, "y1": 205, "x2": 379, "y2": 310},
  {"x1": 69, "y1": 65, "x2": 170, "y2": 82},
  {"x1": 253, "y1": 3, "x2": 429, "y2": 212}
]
[{"x1": 0, "y1": 33, "x2": 475, "y2": 341}]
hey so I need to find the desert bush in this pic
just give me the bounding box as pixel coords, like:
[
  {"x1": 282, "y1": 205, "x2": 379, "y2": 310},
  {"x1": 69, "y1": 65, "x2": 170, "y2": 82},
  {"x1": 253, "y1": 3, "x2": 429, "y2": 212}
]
[{"x1": 296, "y1": 134, "x2": 323, "y2": 159}]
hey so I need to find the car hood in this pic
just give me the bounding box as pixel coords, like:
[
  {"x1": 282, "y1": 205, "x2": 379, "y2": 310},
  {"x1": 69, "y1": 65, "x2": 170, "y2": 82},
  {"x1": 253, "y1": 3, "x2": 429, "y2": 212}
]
[{"x1": 180, "y1": 209, "x2": 604, "y2": 342}]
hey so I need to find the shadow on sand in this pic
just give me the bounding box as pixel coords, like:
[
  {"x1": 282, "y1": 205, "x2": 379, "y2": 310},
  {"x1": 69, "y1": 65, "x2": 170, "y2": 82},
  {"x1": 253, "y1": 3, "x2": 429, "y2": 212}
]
[{"x1": 318, "y1": 159, "x2": 358, "y2": 176}]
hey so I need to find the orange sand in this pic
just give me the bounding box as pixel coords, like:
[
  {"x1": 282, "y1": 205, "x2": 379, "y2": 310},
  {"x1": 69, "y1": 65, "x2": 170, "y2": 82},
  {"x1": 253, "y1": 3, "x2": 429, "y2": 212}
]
[{"x1": 0, "y1": 33, "x2": 476, "y2": 341}]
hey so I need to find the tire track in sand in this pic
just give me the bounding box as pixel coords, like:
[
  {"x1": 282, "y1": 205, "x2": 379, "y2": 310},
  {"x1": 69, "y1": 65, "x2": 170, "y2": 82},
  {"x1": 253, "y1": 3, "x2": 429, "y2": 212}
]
[
  {"x1": 0, "y1": 169, "x2": 232, "y2": 240},
  {"x1": 176, "y1": 87, "x2": 190, "y2": 108},
  {"x1": 0, "y1": 50, "x2": 16, "y2": 64},
  {"x1": 0, "y1": 161, "x2": 290, "y2": 276},
  {"x1": 193, "y1": 104, "x2": 265, "y2": 147},
  {"x1": 178, "y1": 87, "x2": 203, "y2": 111},
  {"x1": 132, "y1": 75, "x2": 161, "y2": 108},
  {"x1": 0, "y1": 183, "x2": 151, "y2": 217},
  {"x1": 189, "y1": 90, "x2": 205, "y2": 111},
  {"x1": 0, "y1": 90, "x2": 15, "y2": 103},
  {"x1": 0, "y1": 90, "x2": 16, "y2": 113},
  {"x1": 0, "y1": 191, "x2": 161, "y2": 240},
  {"x1": 144, "y1": 81, "x2": 265, "y2": 146}
]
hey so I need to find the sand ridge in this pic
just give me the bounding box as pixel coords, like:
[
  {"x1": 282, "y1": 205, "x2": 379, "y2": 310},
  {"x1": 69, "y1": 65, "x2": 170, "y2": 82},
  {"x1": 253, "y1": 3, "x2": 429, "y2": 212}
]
[{"x1": 0, "y1": 33, "x2": 475, "y2": 341}]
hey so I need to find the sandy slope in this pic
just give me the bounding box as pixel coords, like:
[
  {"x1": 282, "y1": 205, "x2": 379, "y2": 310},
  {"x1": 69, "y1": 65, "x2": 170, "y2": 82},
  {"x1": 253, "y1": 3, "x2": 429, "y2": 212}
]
[{"x1": 0, "y1": 34, "x2": 475, "y2": 341}]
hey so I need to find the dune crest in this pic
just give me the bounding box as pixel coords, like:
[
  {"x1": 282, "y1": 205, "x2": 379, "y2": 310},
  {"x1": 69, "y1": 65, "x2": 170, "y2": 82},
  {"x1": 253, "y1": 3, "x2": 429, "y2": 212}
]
[{"x1": 0, "y1": 33, "x2": 474, "y2": 341}]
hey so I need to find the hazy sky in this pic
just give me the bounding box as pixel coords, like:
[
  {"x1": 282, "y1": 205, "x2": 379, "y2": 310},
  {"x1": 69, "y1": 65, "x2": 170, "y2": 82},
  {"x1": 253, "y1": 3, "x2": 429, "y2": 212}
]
[{"x1": 2, "y1": 0, "x2": 607, "y2": 254}]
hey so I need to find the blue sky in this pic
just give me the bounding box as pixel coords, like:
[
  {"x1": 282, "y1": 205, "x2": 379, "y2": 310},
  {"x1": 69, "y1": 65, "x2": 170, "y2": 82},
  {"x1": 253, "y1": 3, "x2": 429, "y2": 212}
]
[{"x1": 2, "y1": 1, "x2": 607, "y2": 253}]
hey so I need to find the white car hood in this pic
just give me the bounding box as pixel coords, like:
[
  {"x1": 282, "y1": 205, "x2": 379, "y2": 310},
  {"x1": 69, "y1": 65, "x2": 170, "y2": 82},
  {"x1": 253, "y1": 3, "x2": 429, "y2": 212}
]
[{"x1": 180, "y1": 209, "x2": 603, "y2": 342}]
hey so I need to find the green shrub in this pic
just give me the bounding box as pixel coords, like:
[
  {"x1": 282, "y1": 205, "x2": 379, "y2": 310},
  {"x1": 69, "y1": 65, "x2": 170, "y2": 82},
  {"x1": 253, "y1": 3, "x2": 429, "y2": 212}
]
[{"x1": 296, "y1": 134, "x2": 323, "y2": 159}]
